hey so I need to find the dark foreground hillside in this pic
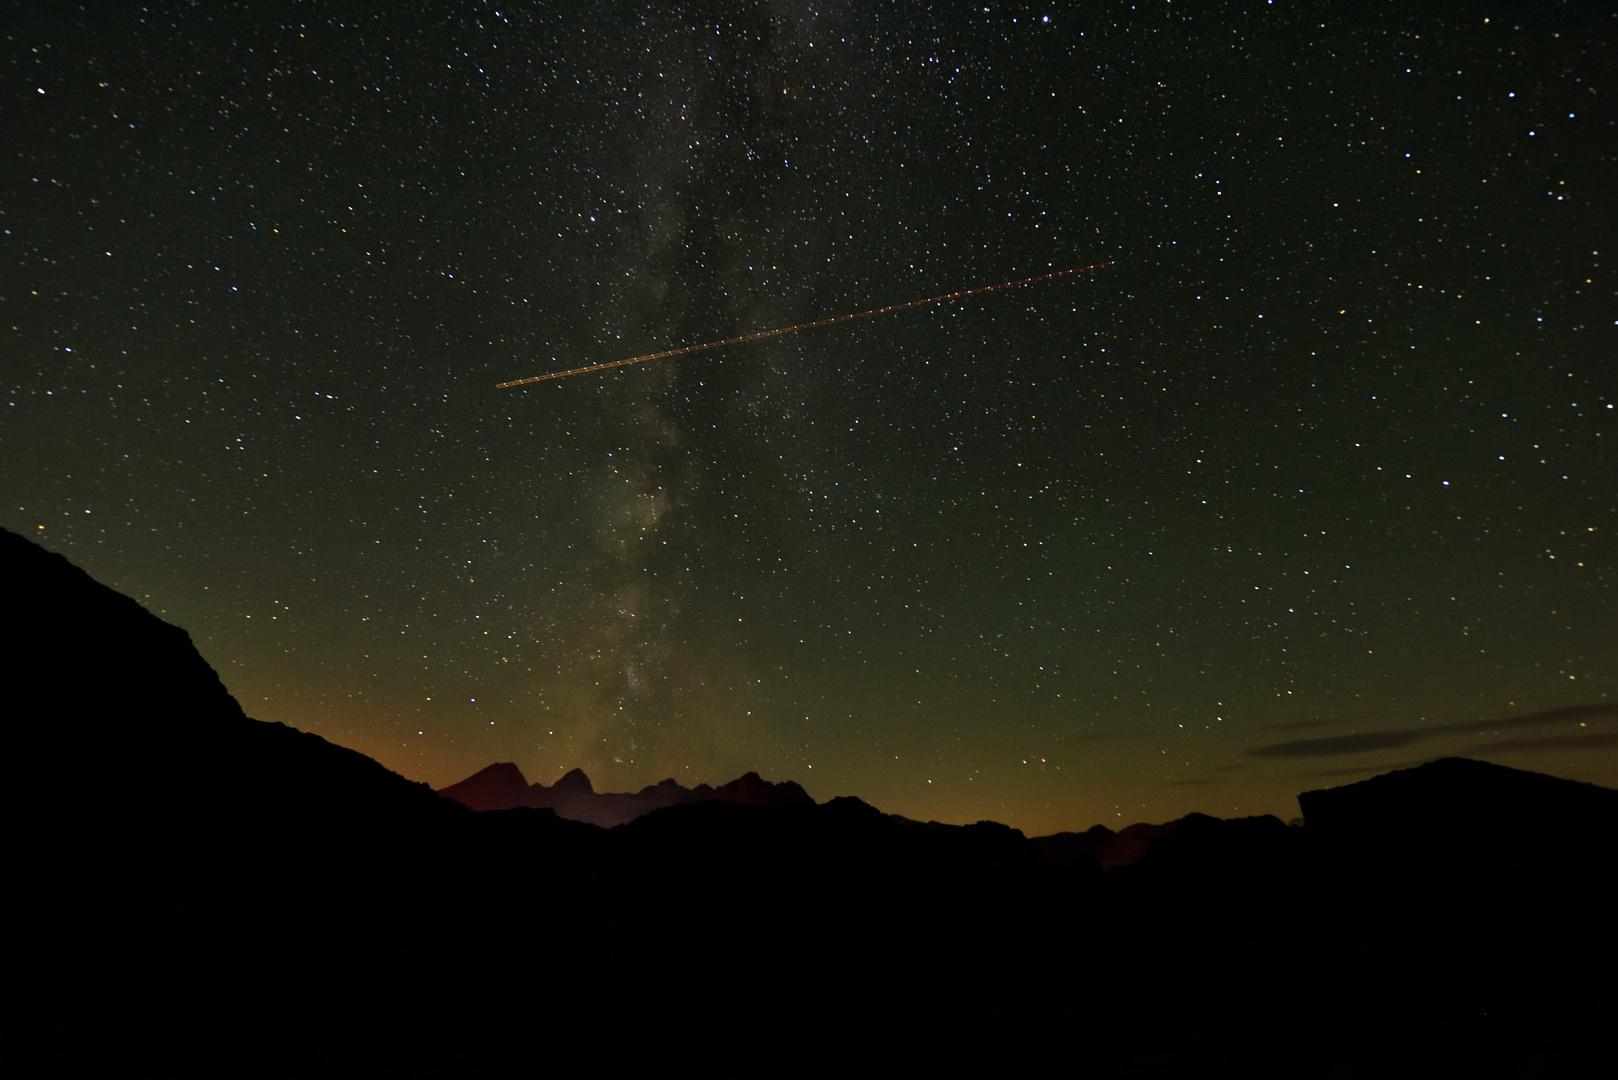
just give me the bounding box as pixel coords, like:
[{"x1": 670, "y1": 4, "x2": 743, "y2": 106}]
[{"x1": 5, "y1": 527, "x2": 1616, "y2": 1077}]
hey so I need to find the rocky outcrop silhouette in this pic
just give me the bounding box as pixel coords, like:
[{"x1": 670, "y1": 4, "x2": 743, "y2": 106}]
[
  {"x1": 437, "y1": 761, "x2": 815, "y2": 826},
  {"x1": 1299, "y1": 755, "x2": 1618, "y2": 868}
]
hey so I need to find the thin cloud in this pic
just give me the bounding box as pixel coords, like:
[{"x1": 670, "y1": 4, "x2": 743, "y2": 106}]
[
  {"x1": 1249, "y1": 731, "x2": 1427, "y2": 759},
  {"x1": 1463, "y1": 731, "x2": 1618, "y2": 755},
  {"x1": 1256, "y1": 718, "x2": 1341, "y2": 733},
  {"x1": 1455, "y1": 702, "x2": 1618, "y2": 734},
  {"x1": 1294, "y1": 760, "x2": 1430, "y2": 780},
  {"x1": 1247, "y1": 702, "x2": 1618, "y2": 760}
]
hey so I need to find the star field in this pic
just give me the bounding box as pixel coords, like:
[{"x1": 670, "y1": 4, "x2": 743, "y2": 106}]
[{"x1": 4, "y1": 0, "x2": 1614, "y2": 833}]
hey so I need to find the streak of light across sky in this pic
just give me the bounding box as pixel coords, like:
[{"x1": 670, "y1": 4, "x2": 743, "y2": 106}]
[{"x1": 496, "y1": 262, "x2": 1113, "y2": 388}]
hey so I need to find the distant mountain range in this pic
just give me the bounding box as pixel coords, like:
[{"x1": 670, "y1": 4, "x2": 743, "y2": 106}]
[
  {"x1": 435, "y1": 757, "x2": 1203, "y2": 869},
  {"x1": 6, "y1": 524, "x2": 1617, "y2": 1079},
  {"x1": 438, "y1": 761, "x2": 814, "y2": 826}
]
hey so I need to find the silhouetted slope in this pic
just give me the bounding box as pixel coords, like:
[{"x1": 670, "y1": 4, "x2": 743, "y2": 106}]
[
  {"x1": 5, "y1": 528, "x2": 471, "y2": 1075},
  {"x1": 6, "y1": 528, "x2": 246, "y2": 793},
  {"x1": 4, "y1": 527, "x2": 457, "y2": 833}
]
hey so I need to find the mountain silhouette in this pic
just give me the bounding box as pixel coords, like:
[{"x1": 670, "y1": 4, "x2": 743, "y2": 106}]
[
  {"x1": 1299, "y1": 754, "x2": 1618, "y2": 852},
  {"x1": 5, "y1": 525, "x2": 1615, "y2": 1078},
  {"x1": 438, "y1": 760, "x2": 815, "y2": 825}
]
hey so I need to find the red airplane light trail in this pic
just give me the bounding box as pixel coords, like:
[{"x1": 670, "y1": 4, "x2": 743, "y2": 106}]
[{"x1": 495, "y1": 262, "x2": 1112, "y2": 388}]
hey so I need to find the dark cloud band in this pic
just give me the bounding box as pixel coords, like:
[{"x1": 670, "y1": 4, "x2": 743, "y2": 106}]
[{"x1": 1248, "y1": 703, "x2": 1618, "y2": 759}]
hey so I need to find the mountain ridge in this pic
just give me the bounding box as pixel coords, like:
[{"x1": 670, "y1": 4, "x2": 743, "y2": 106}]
[
  {"x1": 437, "y1": 760, "x2": 816, "y2": 826},
  {"x1": 8, "y1": 524, "x2": 1617, "y2": 1077}
]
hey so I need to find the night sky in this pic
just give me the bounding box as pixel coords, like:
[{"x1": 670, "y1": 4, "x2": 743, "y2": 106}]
[{"x1": 6, "y1": 1, "x2": 1614, "y2": 834}]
